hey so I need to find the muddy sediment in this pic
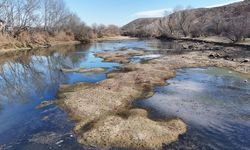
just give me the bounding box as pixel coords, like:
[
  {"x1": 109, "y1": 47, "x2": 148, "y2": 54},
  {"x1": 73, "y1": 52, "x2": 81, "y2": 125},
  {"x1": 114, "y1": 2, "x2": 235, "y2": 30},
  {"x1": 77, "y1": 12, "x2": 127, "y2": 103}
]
[{"x1": 56, "y1": 43, "x2": 250, "y2": 149}]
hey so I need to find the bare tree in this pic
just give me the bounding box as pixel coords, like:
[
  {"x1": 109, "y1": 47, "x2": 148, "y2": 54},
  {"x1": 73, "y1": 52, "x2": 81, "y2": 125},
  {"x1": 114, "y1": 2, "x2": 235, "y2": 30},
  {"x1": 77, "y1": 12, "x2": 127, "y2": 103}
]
[
  {"x1": 0, "y1": 0, "x2": 104, "y2": 43},
  {"x1": 211, "y1": 15, "x2": 222, "y2": 35},
  {"x1": 176, "y1": 11, "x2": 188, "y2": 37},
  {"x1": 105, "y1": 25, "x2": 120, "y2": 36},
  {"x1": 158, "y1": 10, "x2": 174, "y2": 37},
  {"x1": 222, "y1": 15, "x2": 247, "y2": 43},
  {"x1": 174, "y1": 6, "x2": 193, "y2": 37},
  {"x1": 41, "y1": 0, "x2": 70, "y2": 31}
]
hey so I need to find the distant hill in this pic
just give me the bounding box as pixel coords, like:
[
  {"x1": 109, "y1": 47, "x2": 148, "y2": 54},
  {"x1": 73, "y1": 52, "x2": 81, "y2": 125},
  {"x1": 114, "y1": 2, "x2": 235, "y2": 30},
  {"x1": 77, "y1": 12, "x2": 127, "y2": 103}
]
[{"x1": 121, "y1": 0, "x2": 250, "y2": 42}]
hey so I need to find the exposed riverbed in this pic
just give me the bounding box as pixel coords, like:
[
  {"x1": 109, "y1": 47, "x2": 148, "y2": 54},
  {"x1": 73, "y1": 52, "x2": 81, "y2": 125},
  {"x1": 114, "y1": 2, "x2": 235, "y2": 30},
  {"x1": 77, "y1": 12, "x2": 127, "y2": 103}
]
[{"x1": 0, "y1": 40, "x2": 249, "y2": 149}]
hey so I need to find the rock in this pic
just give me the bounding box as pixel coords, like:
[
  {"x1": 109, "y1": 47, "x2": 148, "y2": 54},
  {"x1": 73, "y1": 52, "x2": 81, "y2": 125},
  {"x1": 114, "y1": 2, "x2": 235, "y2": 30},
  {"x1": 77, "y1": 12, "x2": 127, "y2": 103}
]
[
  {"x1": 242, "y1": 59, "x2": 249, "y2": 63},
  {"x1": 42, "y1": 116, "x2": 49, "y2": 121},
  {"x1": 208, "y1": 53, "x2": 222, "y2": 59},
  {"x1": 188, "y1": 45, "x2": 194, "y2": 49},
  {"x1": 56, "y1": 140, "x2": 64, "y2": 145},
  {"x1": 181, "y1": 44, "x2": 189, "y2": 49},
  {"x1": 223, "y1": 55, "x2": 230, "y2": 60}
]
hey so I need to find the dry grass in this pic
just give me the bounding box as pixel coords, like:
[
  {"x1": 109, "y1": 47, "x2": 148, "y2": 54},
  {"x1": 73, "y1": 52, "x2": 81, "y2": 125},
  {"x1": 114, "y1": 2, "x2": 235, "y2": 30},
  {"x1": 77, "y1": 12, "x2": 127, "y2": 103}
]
[
  {"x1": 50, "y1": 31, "x2": 74, "y2": 42},
  {"x1": 0, "y1": 34, "x2": 19, "y2": 50},
  {"x1": 0, "y1": 31, "x2": 78, "y2": 53},
  {"x1": 96, "y1": 36, "x2": 138, "y2": 41}
]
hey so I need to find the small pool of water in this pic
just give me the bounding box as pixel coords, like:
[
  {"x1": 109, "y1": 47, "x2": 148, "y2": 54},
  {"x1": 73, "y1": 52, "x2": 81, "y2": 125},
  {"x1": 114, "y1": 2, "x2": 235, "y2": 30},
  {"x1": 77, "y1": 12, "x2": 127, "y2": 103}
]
[{"x1": 134, "y1": 67, "x2": 250, "y2": 150}]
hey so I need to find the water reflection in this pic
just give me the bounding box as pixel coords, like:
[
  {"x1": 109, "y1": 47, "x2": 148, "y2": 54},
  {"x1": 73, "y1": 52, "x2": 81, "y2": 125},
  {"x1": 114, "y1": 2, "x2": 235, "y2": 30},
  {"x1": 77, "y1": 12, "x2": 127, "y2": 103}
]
[
  {"x1": 0, "y1": 41, "x2": 121, "y2": 147},
  {"x1": 0, "y1": 44, "x2": 91, "y2": 105},
  {"x1": 134, "y1": 67, "x2": 250, "y2": 150}
]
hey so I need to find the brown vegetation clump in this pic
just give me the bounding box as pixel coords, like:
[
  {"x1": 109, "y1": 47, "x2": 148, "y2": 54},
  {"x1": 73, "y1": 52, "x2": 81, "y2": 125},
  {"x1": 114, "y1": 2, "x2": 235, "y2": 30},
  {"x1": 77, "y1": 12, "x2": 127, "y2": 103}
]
[
  {"x1": 56, "y1": 56, "x2": 187, "y2": 149},
  {"x1": 51, "y1": 31, "x2": 75, "y2": 42},
  {"x1": 95, "y1": 50, "x2": 144, "y2": 63},
  {"x1": 61, "y1": 67, "x2": 107, "y2": 73},
  {"x1": 14, "y1": 30, "x2": 50, "y2": 48},
  {"x1": 79, "y1": 109, "x2": 187, "y2": 149},
  {"x1": 0, "y1": 34, "x2": 19, "y2": 49}
]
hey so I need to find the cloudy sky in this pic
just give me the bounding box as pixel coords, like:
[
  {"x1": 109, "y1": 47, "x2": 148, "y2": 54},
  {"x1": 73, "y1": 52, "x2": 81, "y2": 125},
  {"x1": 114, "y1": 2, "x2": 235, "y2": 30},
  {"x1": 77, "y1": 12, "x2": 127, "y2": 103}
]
[{"x1": 64, "y1": 0, "x2": 243, "y2": 26}]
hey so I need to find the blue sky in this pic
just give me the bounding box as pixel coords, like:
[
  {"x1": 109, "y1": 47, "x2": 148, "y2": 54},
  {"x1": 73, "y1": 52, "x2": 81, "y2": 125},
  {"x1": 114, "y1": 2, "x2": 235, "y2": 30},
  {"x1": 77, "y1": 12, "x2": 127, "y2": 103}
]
[{"x1": 64, "y1": 0, "x2": 243, "y2": 26}]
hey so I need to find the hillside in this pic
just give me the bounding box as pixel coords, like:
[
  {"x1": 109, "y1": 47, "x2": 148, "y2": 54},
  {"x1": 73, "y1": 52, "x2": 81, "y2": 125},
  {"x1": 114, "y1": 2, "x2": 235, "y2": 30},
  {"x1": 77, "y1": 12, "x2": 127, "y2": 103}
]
[{"x1": 121, "y1": 0, "x2": 250, "y2": 42}]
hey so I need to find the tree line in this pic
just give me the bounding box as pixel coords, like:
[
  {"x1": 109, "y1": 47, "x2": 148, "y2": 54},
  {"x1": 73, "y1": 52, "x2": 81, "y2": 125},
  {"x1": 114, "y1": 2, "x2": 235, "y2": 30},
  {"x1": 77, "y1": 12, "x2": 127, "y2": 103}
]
[
  {"x1": 0, "y1": 0, "x2": 120, "y2": 43},
  {"x1": 122, "y1": 1, "x2": 250, "y2": 43}
]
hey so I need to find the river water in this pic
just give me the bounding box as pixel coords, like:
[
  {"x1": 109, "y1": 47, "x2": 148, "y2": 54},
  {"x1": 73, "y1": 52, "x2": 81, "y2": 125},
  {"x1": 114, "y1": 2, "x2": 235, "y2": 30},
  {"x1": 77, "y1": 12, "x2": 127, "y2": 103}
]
[{"x1": 0, "y1": 40, "x2": 249, "y2": 150}]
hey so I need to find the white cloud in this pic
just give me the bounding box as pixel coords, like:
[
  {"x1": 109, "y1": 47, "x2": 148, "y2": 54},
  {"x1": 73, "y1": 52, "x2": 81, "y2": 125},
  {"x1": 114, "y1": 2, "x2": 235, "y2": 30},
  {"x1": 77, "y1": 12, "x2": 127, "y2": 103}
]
[
  {"x1": 206, "y1": 0, "x2": 244, "y2": 8},
  {"x1": 133, "y1": 8, "x2": 172, "y2": 18},
  {"x1": 133, "y1": 0, "x2": 244, "y2": 19}
]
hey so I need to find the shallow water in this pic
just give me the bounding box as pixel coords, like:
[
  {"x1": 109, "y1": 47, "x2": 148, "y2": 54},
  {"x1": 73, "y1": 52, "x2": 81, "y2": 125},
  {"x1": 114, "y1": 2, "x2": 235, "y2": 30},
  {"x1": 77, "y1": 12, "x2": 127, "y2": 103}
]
[
  {"x1": 134, "y1": 67, "x2": 250, "y2": 150},
  {"x1": 0, "y1": 39, "x2": 163, "y2": 149},
  {"x1": 0, "y1": 43, "x2": 120, "y2": 149},
  {"x1": 0, "y1": 40, "x2": 249, "y2": 149}
]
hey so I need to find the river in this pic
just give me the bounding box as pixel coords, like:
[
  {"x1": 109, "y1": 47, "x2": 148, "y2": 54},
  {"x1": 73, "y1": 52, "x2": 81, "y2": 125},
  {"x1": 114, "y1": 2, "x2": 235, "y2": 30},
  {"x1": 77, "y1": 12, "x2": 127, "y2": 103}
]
[{"x1": 0, "y1": 40, "x2": 249, "y2": 150}]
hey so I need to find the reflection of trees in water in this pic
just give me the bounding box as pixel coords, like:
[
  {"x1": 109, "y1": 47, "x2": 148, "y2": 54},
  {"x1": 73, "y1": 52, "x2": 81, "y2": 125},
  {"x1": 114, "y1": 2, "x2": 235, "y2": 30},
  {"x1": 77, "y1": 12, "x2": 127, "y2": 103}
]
[
  {"x1": 146, "y1": 40, "x2": 185, "y2": 55},
  {"x1": 0, "y1": 44, "x2": 90, "y2": 106}
]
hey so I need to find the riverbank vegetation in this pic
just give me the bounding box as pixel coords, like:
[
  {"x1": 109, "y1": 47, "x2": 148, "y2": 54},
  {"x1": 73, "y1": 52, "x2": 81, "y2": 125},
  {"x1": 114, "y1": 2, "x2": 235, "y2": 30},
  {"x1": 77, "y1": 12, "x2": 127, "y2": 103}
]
[
  {"x1": 121, "y1": 0, "x2": 250, "y2": 44},
  {"x1": 0, "y1": 0, "x2": 120, "y2": 50}
]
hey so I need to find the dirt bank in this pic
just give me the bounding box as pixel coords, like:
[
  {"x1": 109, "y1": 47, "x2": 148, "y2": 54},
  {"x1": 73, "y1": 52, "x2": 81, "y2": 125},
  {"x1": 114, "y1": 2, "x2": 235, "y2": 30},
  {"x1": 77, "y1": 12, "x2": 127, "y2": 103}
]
[
  {"x1": 0, "y1": 40, "x2": 81, "y2": 57},
  {"x1": 180, "y1": 36, "x2": 250, "y2": 48}
]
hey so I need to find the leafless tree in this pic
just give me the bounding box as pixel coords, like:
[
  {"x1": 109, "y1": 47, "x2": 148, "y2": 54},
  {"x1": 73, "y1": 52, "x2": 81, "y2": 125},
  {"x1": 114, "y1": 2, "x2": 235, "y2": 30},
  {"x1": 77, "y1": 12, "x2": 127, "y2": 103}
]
[
  {"x1": 212, "y1": 16, "x2": 222, "y2": 35},
  {"x1": 222, "y1": 15, "x2": 247, "y2": 43},
  {"x1": 174, "y1": 6, "x2": 193, "y2": 37},
  {"x1": 0, "y1": 0, "x2": 119, "y2": 42}
]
